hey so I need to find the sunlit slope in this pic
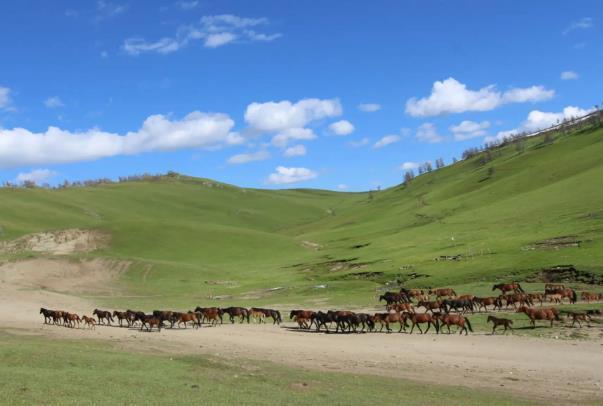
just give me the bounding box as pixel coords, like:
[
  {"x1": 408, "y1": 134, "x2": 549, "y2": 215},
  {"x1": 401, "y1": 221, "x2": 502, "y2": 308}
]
[{"x1": 0, "y1": 125, "x2": 601, "y2": 307}]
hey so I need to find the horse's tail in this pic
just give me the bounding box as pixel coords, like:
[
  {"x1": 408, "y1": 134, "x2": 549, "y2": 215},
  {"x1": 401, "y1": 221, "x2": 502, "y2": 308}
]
[
  {"x1": 464, "y1": 317, "x2": 473, "y2": 333},
  {"x1": 275, "y1": 310, "x2": 282, "y2": 323},
  {"x1": 516, "y1": 283, "x2": 525, "y2": 293},
  {"x1": 245, "y1": 310, "x2": 250, "y2": 323}
]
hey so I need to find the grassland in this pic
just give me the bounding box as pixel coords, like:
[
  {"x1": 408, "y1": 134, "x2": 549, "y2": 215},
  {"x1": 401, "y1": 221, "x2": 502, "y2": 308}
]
[{"x1": 0, "y1": 123, "x2": 602, "y2": 310}]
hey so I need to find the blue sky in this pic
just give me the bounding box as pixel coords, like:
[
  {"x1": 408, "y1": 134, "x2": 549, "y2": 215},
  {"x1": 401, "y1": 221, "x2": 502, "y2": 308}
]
[{"x1": 0, "y1": 1, "x2": 601, "y2": 190}]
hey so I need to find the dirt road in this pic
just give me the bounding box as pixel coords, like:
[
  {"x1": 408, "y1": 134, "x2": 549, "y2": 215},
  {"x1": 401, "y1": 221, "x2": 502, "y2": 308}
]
[{"x1": 1, "y1": 258, "x2": 602, "y2": 402}]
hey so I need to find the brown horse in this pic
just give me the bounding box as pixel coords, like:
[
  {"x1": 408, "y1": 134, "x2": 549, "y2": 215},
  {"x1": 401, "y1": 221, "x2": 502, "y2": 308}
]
[
  {"x1": 565, "y1": 312, "x2": 591, "y2": 328},
  {"x1": 546, "y1": 293, "x2": 563, "y2": 304},
  {"x1": 195, "y1": 307, "x2": 223, "y2": 325},
  {"x1": 434, "y1": 313, "x2": 473, "y2": 335},
  {"x1": 248, "y1": 308, "x2": 266, "y2": 323},
  {"x1": 492, "y1": 282, "x2": 524, "y2": 294},
  {"x1": 372, "y1": 312, "x2": 409, "y2": 333},
  {"x1": 417, "y1": 300, "x2": 442, "y2": 313},
  {"x1": 581, "y1": 292, "x2": 602, "y2": 303},
  {"x1": 222, "y1": 307, "x2": 249, "y2": 323},
  {"x1": 177, "y1": 312, "x2": 200, "y2": 329},
  {"x1": 63, "y1": 312, "x2": 81, "y2": 328},
  {"x1": 474, "y1": 297, "x2": 502, "y2": 312},
  {"x1": 81, "y1": 315, "x2": 96, "y2": 329},
  {"x1": 92, "y1": 309, "x2": 114, "y2": 325},
  {"x1": 290, "y1": 310, "x2": 315, "y2": 329},
  {"x1": 503, "y1": 293, "x2": 533, "y2": 309},
  {"x1": 386, "y1": 303, "x2": 414, "y2": 313},
  {"x1": 112, "y1": 311, "x2": 132, "y2": 327},
  {"x1": 516, "y1": 306, "x2": 559, "y2": 328},
  {"x1": 140, "y1": 315, "x2": 162, "y2": 332},
  {"x1": 487, "y1": 315, "x2": 513, "y2": 334},
  {"x1": 428, "y1": 288, "x2": 457, "y2": 298},
  {"x1": 527, "y1": 293, "x2": 544, "y2": 306},
  {"x1": 408, "y1": 312, "x2": 439, "y2": 334}
]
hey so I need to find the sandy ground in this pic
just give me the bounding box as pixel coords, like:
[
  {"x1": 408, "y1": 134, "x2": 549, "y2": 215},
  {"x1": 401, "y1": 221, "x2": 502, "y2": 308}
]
[{"x1": 1, "y1": 258, "x2": 602, "y2": 402}]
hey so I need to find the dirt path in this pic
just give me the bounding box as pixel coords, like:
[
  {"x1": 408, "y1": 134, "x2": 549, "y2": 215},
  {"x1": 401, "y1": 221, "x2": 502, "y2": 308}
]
[{"x1": 1, "y1": 259, "x2": 602, "y2": 402}]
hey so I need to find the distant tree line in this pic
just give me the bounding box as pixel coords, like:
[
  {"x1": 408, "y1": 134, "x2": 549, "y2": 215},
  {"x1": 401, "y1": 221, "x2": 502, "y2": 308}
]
[{"x1": 2, "y1": 171, "x2": 181, "y2": 189}]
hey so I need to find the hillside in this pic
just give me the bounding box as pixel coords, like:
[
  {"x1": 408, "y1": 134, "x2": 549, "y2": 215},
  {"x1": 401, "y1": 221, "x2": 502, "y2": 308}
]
[{"x1": 1, "y1": 124, "x2": 602, "y2": 308}]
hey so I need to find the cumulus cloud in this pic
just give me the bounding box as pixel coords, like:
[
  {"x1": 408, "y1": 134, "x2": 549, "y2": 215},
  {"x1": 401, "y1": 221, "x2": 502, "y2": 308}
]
[
  {"x1": 123, "y1": 14, "x2": 281, "y2": 55},
  {"x1": 44, "y1": 96, "x2": 65, "y2": 109},
  {"x1": 400, "y1": 162, "x2": 419, "y2": 171},
  {"x1": 245, "y1": 98, "x2": 342, "y2": 132},
  {"x1": 357, "y1": 103, "x2": 381, "y2": 112},
  {"x1": 416, "y1": 123, "x2": 444, "y2": 143},
  {"x1": 0, "y1": 86, "x2": 12, "y2": 110},
  {"x1": 16, "y1": 169, "x2": 57, "y2": 184},
  {"x1": 373, "y1": 134, "x2": 400, "y2": 149},
  {"x1": 405, "y1": 78, "x2": 554, "y2": 117},
  {"x1": 227, "y1": 150, "x2": 270, "y2": 165},
  {"x1": 0, "y1": 111, "x2": 241, "y2": 168},
  {"x1": 328, "y1": 119, "x2": 354, "y2": 136},
  {"x1": 561, "y1": 70, "x2": 579, "y2": 80},
  {"x1": 267, "y1": 166, "x2": 317, "y2": 184},
  {"x1": 271, "y1": 128, "x2": 316, "y2": 148},
  {"x1": 450, "y1": 120, "x2": 490, "y2": 141},
  {"x1": 563, "y1": 17, "x2": 594, "y2": 35},
  {"x1": 283, "y1": 144, "x2": 306, "y2": 157}
]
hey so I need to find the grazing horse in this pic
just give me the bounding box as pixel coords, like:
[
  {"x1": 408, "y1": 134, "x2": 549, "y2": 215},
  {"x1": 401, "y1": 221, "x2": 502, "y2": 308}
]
[
  {"x1": 516, "y1": 306, "x2": 559, "y2": 328},
  {"x1": 408, "y1": 313, "x2": 439, "y2": 334},
  {"x1": 581, "y1": 292, "x2": 602, "y2": 303},
  {"x1": 386, "y1": 303, "x2": 414, "y2": 313},
  {"x1": 565, "y1": 312, "x2": 591, "y2": 328},
  {"x1": 92, "y1": 309, "x2": 114, "y2": 325},
  {"x1": 434, "y1": 313, "x2": 473, "y2": 335},
  {"x1": 487, "y1": 315, "x2": 513, "y2": 334},
  {"x1": 372, "y1": 312, "x2": 409, "y2": 333},
  {"x1": 417, "y1": 300, "x2": 442, "y2": 313},
  {"x1": 474, "y1": 297, "x2": 502, "y2": 312},
  {"x1": 428, "y1": 288, "x2": 457, "y2": 298},
  {"x1": 81, "y1": 315, "x2": 96, "y2": 329},
  {"x1": 492, "y1": 282, "x2": 524, "y2": 294},
  {"x1": 222, "y1": 307, "x2": 250, "y2": 324},
  {"x1": 113, "y1": 311, "x2": 132, "y2": 327},
  {"x1": 195, "y1": 307, "x2": 223, "y2": 325}
]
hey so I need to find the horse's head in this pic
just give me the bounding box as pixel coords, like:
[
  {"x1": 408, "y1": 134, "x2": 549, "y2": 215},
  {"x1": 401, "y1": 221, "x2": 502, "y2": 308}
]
[
  {"x1": 92, "y1": 309, "x2": 99, "y2": 315},
  {"x1": 491, "y1": 284, "x2": 498, "y2": 291},
  {"x1": 289, "y1": 310, "x2": 296, "y2": 319},
  {"x1": 39, "y1": 308, "x2": 45, "y2": 314}
]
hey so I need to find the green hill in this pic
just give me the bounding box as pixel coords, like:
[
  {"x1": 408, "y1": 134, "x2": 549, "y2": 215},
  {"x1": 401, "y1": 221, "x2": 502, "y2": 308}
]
[{"x1": 1, "y1": 124, "x2": 602, "y2": 308}]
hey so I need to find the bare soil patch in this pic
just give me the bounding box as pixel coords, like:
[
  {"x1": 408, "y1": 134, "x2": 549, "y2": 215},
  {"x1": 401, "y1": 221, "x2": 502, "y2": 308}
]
[{"x1": 0, "y1": 229, "x2": 108, "y2": 255}]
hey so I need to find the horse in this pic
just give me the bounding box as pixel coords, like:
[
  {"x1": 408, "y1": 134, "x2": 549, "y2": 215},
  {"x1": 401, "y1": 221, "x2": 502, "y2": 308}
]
[
  {"x1": 544, "y1": 283, "x2": 565, "y2": 295},
  {"x1": 434, "y1": 313, "x2": 473, "y2": 335},
  {"x1": 402, "y1": 288, "x2": 424, "y2": 299},
  {"x1": 195, "y1": 307, "x2": 223, "y2": 325},
  {"x1": 379, "y1": 292, "x2": 406, "y2": 305},
  {"x1": 564, "y1": 312, "x2": 591, "y2": 328},
  {"x1": 516, "y1": 306, "x2": 559, "y2": 328},
  {"x1": 140, "y1": 315, "x2": 162, "y2": 332},
  {"x1": 558, "y1": 288, "x2": 578, "y2": 304},
  {"x1": 289, "y1": 310, "x2": 315, "y2": 329},
  {"x1": 474, "y1": 297, "x2": 502, "y2": 312},
  {"x1": 248, "y1": 308, "x2": 266, "y2": 323},
  {"x1": 113, "y1": 311, "x2": 133, "y2": 327},
  {"x1": 266, "y1": 309, "x2": 282, "y2": 325},
  {"x1": 408, "y1": 312, "x2": 439, "y2": 334},
  {"x1": 545, "y1": 293, "x2": 563, "y2": 304},
  {"x1": 92, "y1": 309, "x2": 114, "y2": 325},
  {"x1": 527, "y1": 293, "x2": 544, "y2": 306},
  {"x1": 386, "y1": 303, "x2": 414, "y2": 313},
  {"x1": 502, "y1": 293, "x2": 533, "y2": 309},
  {"x1": 417, "y1": 300, "x2": 442, "y2": 313},
  {"x1": 441, "y1": 299, "x2": 474, "y2": 314},
  {"x1": 372, "y1": 312, "x2": 409, "y2": 333},
  {"x1": 428, "y1": 288, "x2": 457, "y2": 298},
  {"x1": 312, "y1": 311, "x2": 337, "y2": 332},
  {"x1": 40, "y1": 308, "x2": 55, "y2": 324},
  {"x1": 63, "y1": 312, "x2": 81, "y2": 328},
  {"x1": 126, "y1": 310, "x2": 144, "y2": 326},
  {"x1": 222, "y1": 307, "x2": 249, "y2": 324},
  {"x1": 581, "y1": 292, "x2": 602, "y2": 303},
  {"x1": 487, "y1": 315, "x2": 513, "y2": 334},
  {"x1": 81, "y1": 315, "x2": 96, "y2": 329},
  {"x1": 492, "y1": 282, "x2": 524, "y2": 294},
  {"x1": 177, "y1": 312, "x2": 200, "y2": 329}
]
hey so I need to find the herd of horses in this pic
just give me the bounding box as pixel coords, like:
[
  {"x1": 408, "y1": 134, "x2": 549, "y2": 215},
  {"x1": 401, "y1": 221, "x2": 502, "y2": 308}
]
[{"x1": 39, "y1": 282, "x2": 601, "y2": 335}]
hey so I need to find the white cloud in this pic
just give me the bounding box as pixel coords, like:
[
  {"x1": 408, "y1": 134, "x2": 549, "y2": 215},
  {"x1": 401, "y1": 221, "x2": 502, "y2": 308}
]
[
  {"x1": 416, "y1": 123, "x2": 444, "y2": 143},
  {"x1": 328, "y1": 119, "x2": 354, "y2": 136},
  {"x1": 227, "y1": 150, "x2": 270, "y2": 165},
  {"x1": 357, "y1": 103, "x2": 381, "y2": 112},
  {"x1": 245, "y1": 98, "x2": 342, "y2": 132},
  {"x1": 176, "y1": 1, "x2": 199, "y2": 10},
  {"x1": 561, "y1": 70, "x2": 579, "y2": 80},
  {"x1": 267, "y1": 166, "x2": 317, "y2": 185},
  {"x1": 271, "y1": 128, "x2": 316, "y2": 148},
  {"x1": 16, "y1": 169, "x2": 57, "y2": 184},
  {"x1": 123, "y1": 14, "x2": 281, "y2": 55},
  {"x1": 373, "y1": 134, "x2": 400, "y2": 149},
  {"x1": 450, "y1": 120, "x2": 490, "y2": 141},
  {"x1": 0, "y1": 111, "x2": 241, "y2": 168},
  {"x1": 563, "y1": 17, "x2": 594, "y2": 35},
  {"x1": 405, "y1": 78, "x2": 554, "y2": 117},
  {"x1": 44, "y1": 97, "x2": 65, "y2": 109},
  {"x1": 283, "y1": 144, "x2": 306, "y2": 157},
  {"x1": 349, "y1": 137, "x2": 370, "y2": 147},
  {"x1": 0, "y1": 86, "x2": 12, "y2": 110},
  {"x1": 400, "y1": 162, "x2": 419, "y2": 171}
]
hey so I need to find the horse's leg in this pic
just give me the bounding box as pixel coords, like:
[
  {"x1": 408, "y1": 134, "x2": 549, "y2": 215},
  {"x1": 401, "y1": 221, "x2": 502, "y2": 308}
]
[{"x1": 492, "y1": 325, "x2": 496, "y2": 335}]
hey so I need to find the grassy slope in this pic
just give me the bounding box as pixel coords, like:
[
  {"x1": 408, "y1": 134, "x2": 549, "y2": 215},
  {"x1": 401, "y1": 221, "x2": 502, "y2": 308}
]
[
  {"x1": 0, "y1": 332, "x2": 536, "y2": 406},
  {"x1": 0, "y1": 125, "x2": 602, "y2": 309}
]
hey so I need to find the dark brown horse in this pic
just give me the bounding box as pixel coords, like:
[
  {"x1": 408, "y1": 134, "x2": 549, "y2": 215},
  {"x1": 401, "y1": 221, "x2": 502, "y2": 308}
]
[
  {"x1": 140, "y1": 315, "x2": 162, "y2": 332},
  {"x1": 434, "y1": 313, "x2": 473, "y2": 335},
  {"x1": 474, "y1": 297, "x2": 502, "y2": 312},
  {"x1": 113, "y1": 311, "x2": 132, "y2": 327},
  {"x1": 92, "y1": 309, "x2": 114, "y2": 325},
  {"x1": 408, "y1": 312, "x2": 439, "y2": 334},
  {"x1": 40, "y1": 308, "x2": 56, "y2": 324},
  {"x1": 222, "y1": 307, "x2": 250, "y2": 323},
  {"x1": 564, "y1": 312, "x2": 591, "y2": 327},
  {"x1": 492, "y1": 282, "x2": 524, "y2": 294},
  {"x1": 289, "y1": 310, "x2": 315, "y2": 329},
  {"x1": 195, "y1": 307, "x2": 223, "y2": 325},
  {"x1": 417, "y1": 300, "x2": 442, "y2": 313},
  {"x1": 487, "y1": 315, "x2": 513, "y2": 334}
]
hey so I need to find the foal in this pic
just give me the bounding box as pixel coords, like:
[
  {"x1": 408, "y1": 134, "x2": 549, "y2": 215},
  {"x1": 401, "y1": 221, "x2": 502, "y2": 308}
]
[{"x1": 487, "y1": 315, "x2": 513, "y2": 334}]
